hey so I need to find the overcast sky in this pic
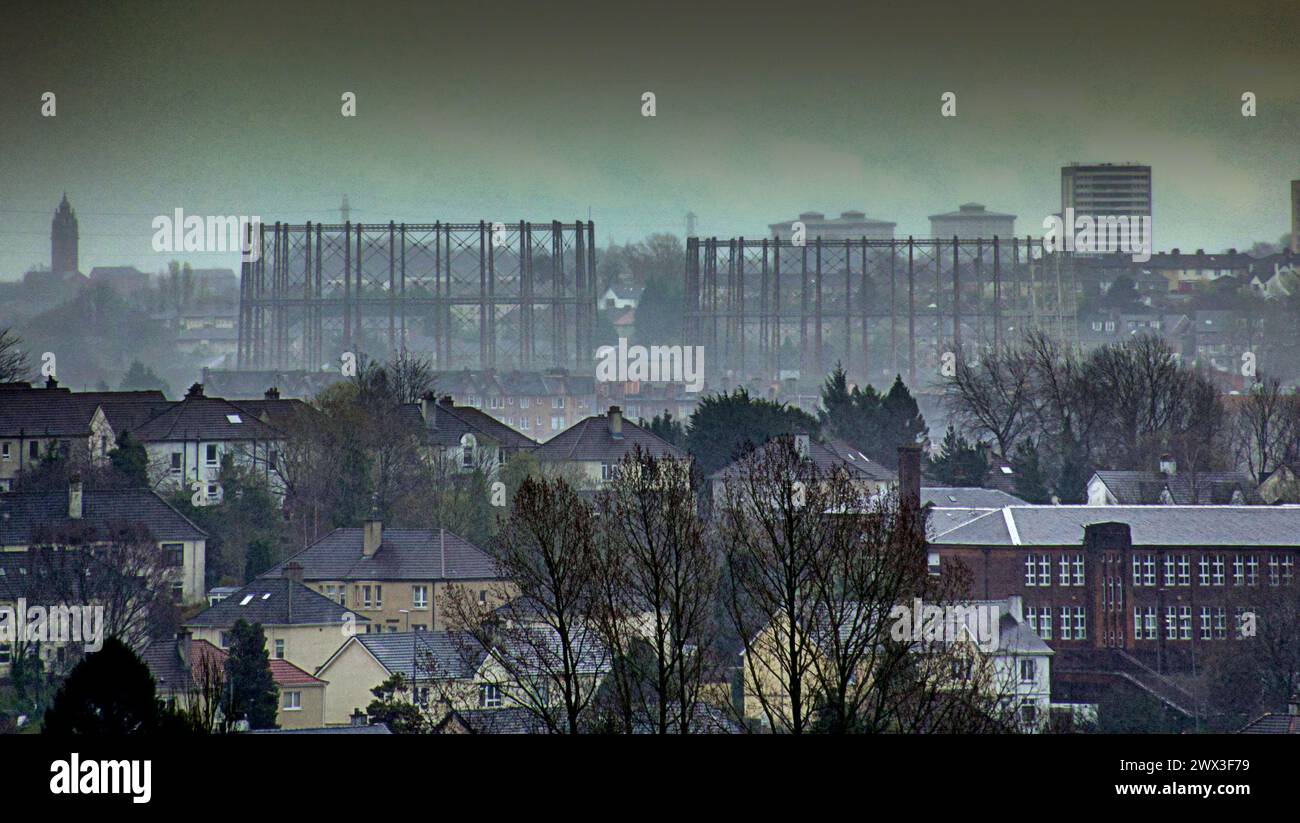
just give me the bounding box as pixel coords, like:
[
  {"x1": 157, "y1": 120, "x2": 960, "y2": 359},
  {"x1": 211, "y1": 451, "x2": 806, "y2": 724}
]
[{"x1": 1, "y1": 0, "x2": 1297, "y2": 279}]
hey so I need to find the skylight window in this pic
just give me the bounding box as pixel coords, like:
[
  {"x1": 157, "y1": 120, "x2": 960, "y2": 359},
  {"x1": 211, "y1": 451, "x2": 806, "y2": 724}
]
[
  {"x1": 240, "y1": 594, "x2": 253, "y2": 605},
  {"x1": 262, "y1": 592, "x2": 272, "y2": 600},
  {"x1": 226, "y1": 413, "x2": 243, "y2": 424}
]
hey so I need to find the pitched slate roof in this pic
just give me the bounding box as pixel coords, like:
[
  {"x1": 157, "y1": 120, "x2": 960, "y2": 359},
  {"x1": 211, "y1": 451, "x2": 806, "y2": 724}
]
[
  {"x1": 535, "y1": 408, "x2": 686, "y2": 463},
  {"x1": 0, "y1": 487, "x2": 206, "y2": 545},
  {"x1": 928, "y1": 505, "x2": 1300, "y2": 548},
  {"x1": 1091, "y1": 470, "x2": 1263, "y2": 505},
  {"x1": 145, "y1": 638, "x2": 325, "y2": 694},
  {"x1": 249, "y1": 723, "x2": 393, "y2": 734},
  {"x1": 0, "y1": 385, "x2": 168, "y2": 438},
  {"x1": 922, "y1": 487, "x2": 1028, "y2": 508},
  {"x1": 422, "y1": 397, "x2": 538, "y2": 451},
  {"x1": 264, "y1": 527, "x2": 501, "y2": 582},
  {"x1": 710, "y1": 436, "x2": 895, "y2": 482},
  {"x1": 131, "y1": 384, "x2": 280, "y2": 442},
  {"x1": 1238, "y1": 712, "x2": 1300, "y2": 734},
  {"x1": 355, "y1": 630, "x2": 488, "y2": 680},
  {"x1": 434, "y1": 707, "x2": 548, "y2": 734},
  {"x1": 184, "y1": 578, "x2": 366, "y2": 628}
]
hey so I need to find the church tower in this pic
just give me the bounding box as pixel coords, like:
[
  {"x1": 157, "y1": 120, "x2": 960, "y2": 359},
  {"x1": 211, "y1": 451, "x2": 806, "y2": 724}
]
[{"x1": 51, "y1": 193, "x2": 79, "y2": 277}]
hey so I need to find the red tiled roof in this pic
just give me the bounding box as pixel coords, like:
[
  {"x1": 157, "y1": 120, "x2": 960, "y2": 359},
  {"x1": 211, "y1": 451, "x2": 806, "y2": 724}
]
[{"x1": 189, "y1": 639, "x2": 324, "y2": 686}]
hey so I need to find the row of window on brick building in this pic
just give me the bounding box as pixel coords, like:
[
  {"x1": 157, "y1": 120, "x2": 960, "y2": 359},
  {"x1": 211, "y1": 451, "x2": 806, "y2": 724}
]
[
  {"x1": 1022, "y1": 604, "x2": 1255, "y2": 643},
  {"x1": 1023, "y1": 552, "x2": 1296, "y2": 588}
]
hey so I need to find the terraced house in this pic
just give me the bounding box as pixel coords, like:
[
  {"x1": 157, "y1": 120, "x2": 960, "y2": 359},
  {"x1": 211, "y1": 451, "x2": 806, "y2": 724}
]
[{"x1": 534, "y1": 405, "x2": 687, "y2": 487}]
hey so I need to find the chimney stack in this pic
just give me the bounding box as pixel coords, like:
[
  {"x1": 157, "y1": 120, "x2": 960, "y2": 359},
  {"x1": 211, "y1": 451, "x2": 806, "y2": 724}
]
[
  {"x1": 363, "y1": 511, "x2": 383, "y2": 557},
  {"x1": 186, "y1": 383, "x2": 204, "y2": 400},
  {"x1": 264, "y1": 387, "x2": 280, "y2": 401},
  {"x1": 608, "y1": 405, "x2": 623, "y2": 438},
  {"x1": 45, "y1": 375, "x2": 59, "y2": 389},
  {"x1": 68, "y1": 473, "x2": 83, "y2": 519},
  {"x1": 285, "y1": 560, "x2": 304, "y2": 583},
  {"x1": 1006, "y1": 594, "x2": 1023, "y2": 623},
  {"x1": 897, "y1": 445, "x2": 921, "y2": 511}
]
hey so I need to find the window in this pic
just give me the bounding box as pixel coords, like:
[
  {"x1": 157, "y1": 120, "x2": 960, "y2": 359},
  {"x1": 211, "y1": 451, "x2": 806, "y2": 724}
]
[
  {"x1": 0, "y1": 643, "x2": 9, "y2": 664},
  {"x1": 520, "y1": 397, "x2": 530, "y2": 410},
  {"x1": 1269, "y1": 555, "x2": 1281, "y2": 587},
  {"x1": 1200, "y1": 607, "x2": 1212, "y2": 640},
  {"x1": 29, "y1": 441, "x2": 39, "y2": 459},
  {"x1": 1, "y1": 443, "x2": 9, "y2": 461},
  {"x1": 1199, "y1": 555, "x2": 1210, "y2": 586},
  {"x1": 1165, "y1": 607, "x2": 1178, "y2": 640},
  {"x1": 461, "y1": 434, "x2": 476, "y2": 469},
  {"x1": 552, "y1": 397, "x2": 564, "y2": 409},
  {"x1": 1025, "y1": 555, "x2": 1038, "y2": 587},
  {"x1": 1177, "y1": 555, "x2": 1191, "y2": 587},
  {"x1": 162, "y1": 543, "x2": 184, "y2": 567},
  {"x1": 1059, "y1": 607, "x2": 1073, "y2": 640},
  {"x1": 1072, "y1": 555, "x2": 1084, "y2": 586},
  {"x1": 413, "y1": 585, "x2": 428, "y2": 609},
  {"x1": 1073, "y1": 607, "x2": 1086, "y2": 640},
  {"x1": 283, "y1": 691, "x2": 301, "y2": 710},
  {"x1": 1233, "y1": 555, "x2": 1245, "y2": 586},
  {"x1": 205, "y1": 444, "x2": 219, "y2": 465},
  {"x1": 1059, "y1": 556, "x2": 1070, "y2": 586},
  {"x1": 374, "y1": 585, "x2": 383, "y2": 608},
  {"x1": 1214, "y1": 608, "x2": 1227, "y2": 639},
  {"x1": 1142, "y1": 607, "x2": 1157, "y2": 640},
  {"x1": 171, "y1": 582, "x2": 184, "y2": 604},
  {"x1": 1019, "y1": 659, "x2": 1036, "y2": 683},
  {"x1": 1164, "y1": 555, "x2": 1176, "y2": 587},
  {"x1": 361, "y1": 585, "x2": 372, "y2": 608},
  {"x1": 170, "y1": 452, "x2": 182, "y2": 473},
  {"x1": 274, "y1": 639, "x2": 285, "y2": 659},
  {"x1": 219, "y1": 631, "x2": 231, "y2": 647},
  {"x1": 479, "y1": 683, "x2": 502, "y2": 708},
  {"x1": 489, "y1": 396, "x2": 503, "y2": 409},
  {"x1": 1285, "y1": 556, "x2": 1295, "y2": 586},
  {"x1": 601, "y1": 462, "x2": 612, "y2": 482},
  {"x1": 1246, "y1": 556, "x2": 1259, "y2": 586},
  {"x1": 1133, "y1": 555, "x2": 1155, "y2": 586},
  {"x1": 1212, "y1": 555, "x2": 1225, "y2": 586},
  {"x1": 478, "y1": 589, "x2": 487, "y2": 605},
  {"x1": 1027, "y1": 606, "x2": 1051, "y2": 640},
  {"x1": 927, "y1": 552, "x2": 941, "y2": 577},
  {"x1": 1179, "y1": 606, "x2": 1192, "y2": 640}
]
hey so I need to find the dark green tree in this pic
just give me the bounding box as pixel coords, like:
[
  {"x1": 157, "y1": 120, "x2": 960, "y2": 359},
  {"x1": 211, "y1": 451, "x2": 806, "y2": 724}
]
[
  {"x1": 685, "y1": 388, "x2": 819, "y2": 477},
  {"x1": 929, "y1": 426, "x2": 989, "y2": 487},
  {"x1": 119, "y1": 359, "x2": 171, "y2": 396},
  {"x1": 222, "y1": 619, "x2": 279, "y2": 730},
  {"x1": 109, "y1": 431, "x2": 149, "y2": 487},
  {"x1": 643, "y1": 411, "x2": 685, "y2": 448},
  {"x1": 878, "y1": 375, "x2": 928, "y2": 463},
  {"x1": 1011, "y1": 439, "x2": 1052, "y2": 504},
  {"x1": 365, "y1": 673, "x2": 428, "y2": 734},
  {"x1": 43, "y1": 637, "x2": 159, "y2": 734}
]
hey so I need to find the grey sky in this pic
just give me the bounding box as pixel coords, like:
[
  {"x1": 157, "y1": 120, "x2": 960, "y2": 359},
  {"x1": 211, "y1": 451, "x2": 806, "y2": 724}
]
[{"x1": 2, "y1": 0, "x2": 1297, "y2": 279}]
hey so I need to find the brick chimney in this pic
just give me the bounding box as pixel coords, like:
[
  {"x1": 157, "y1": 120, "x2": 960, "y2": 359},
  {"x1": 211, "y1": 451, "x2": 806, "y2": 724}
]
[
  {"x1": 68, "y1": 472, "x2": 83, "y2": 519},
  {"x1": 608, "y1": 405, "x2": 623, "y2": 438},
  {"x1": 45, "y1": 375, "x2": 59, "y2": 389},
  {"x1": 285, "y1": 560, "x2": 304, "y2": 583},
  {"x1": 1084, "y1": 521, "x2": 1132, "y2": 553},
  {"x1": 897, "y1": 445, "x2": 921, "y2": 511},
  {"x1": 363, "y1": 512, "x2": 383, "y2": 557},
  {"x1": 1158, "y1": 454, "x2": 1176, "y2": 477},
  {"x1": 264, "y1": 387, "x2": 280, "y2": 400},
  {"x1": 186, "y1": 383, "x2": 205, "y2": 399}
]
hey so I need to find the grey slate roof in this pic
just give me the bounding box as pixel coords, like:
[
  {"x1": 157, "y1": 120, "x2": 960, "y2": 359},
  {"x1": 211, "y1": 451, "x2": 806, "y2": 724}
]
[
  {"x1": 928, "y1": 505, "x2": 1300, "y2": 548},
  {"x1": 249, "y1": 723, "x2": 393, "y2": 734},
  {"x1": 131, "y1": 384, "x2": 281, "y2": 442},
  {"x1": 184, "y1": 578, "x2": 367, "y2": 628},
  {"x1": 435, "y1": 707, "x2": 548, "y2": 734},
  {"x1": 0, "y1": 487, "x2": 206, "y2": 545},
  {"x1": 1091, "y1": 470, "x2": 1263, "y2": 505},
  {"x1": 356, "y1": 630, "x2": 487, "y2": 680},
  {"x1": 264, "y1": 527, "x2": 501, "y2": 582},
  {"x1": 535, "y1": 411, "x2": 686, "y2": 463},
  {"x1": 1238, "y1": 712, "x2": 1300, "y2": 734},
  {"x1": 423, "y1": 398, "x2": 538, "y2": 451},
  {"x1": 710, "y1": 436, "x2": 898, "y2": 483},
  {"x1": 0, "y1": 384, "x2": 167, "y2": 438},
  {"x1": 922, "y1": 487, "x2": 1028, "y2": 508}
]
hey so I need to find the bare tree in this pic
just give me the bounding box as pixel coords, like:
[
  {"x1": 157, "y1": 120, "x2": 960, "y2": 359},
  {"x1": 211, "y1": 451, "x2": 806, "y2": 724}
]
[
  {"x1": 27, "y1": 521, "x2": 178, "y2": 654},
  {"x1": 441, "y1": 475, "x2": 609, "y2": 734},
  {"x1": 1232, "y1": 376, "x2": 1300, "y2": 482},
  {"x1": 945, "y1": 342, "x2": 1035, "y2": 457},
  {"x1": 593, "y1": 446, "x2": 718, "y2": 733},
  {"x1": 717, "y1": 437, "x2": 1017, "y2": 733},
  {"x1": 0, "y1": 327, "x2": 29, "y2": 383}
]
